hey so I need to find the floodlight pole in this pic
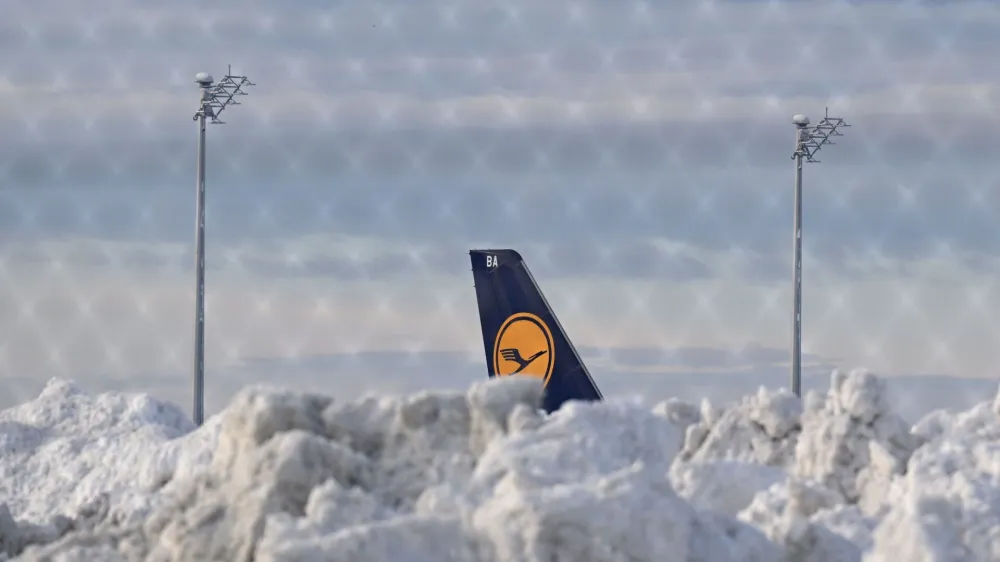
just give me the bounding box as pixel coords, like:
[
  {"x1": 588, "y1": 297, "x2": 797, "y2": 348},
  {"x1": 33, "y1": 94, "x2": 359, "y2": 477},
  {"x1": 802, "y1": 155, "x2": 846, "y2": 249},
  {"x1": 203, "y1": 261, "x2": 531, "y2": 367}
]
[
  {"x1": 191, "y1": 66, "x2": 255, "y2": 425},
  {"x1": 193, "y1": 81, "x2": 208, "y2": 427},
  {"x1": 789, "y1": 108, "x2": 850, "y2": 398},
  {"x1": 791, "y1": 117, "x2": 807, "y2": 399}
]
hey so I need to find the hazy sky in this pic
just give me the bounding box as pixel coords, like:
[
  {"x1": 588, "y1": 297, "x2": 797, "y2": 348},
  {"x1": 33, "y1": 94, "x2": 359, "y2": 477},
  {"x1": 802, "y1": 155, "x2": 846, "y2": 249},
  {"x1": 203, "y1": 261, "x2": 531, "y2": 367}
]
[{"x1": 2, "y1": 0, "x2": 999, "y2": 414}]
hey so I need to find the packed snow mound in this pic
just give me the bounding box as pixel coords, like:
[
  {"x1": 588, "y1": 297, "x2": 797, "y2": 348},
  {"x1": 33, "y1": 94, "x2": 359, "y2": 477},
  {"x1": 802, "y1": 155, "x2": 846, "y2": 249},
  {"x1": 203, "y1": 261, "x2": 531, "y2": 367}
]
[
  {"x1": 666, "y1": 369, "x2": 903, "y2": 560},
  {"x1": 0, "y1": 378, "x2": 222, "y2": 560},
  {"x1": 677, "y1": 386, "x2": 802, "y2": 467},
  {"x1": 4, "y1": 369, "x2": 1000, "y2": 561},
  {"x1": 864, "y1": 387, "x2": 1000, "y2": 562},
  {"x1": 793, "y1": 370, "x2": 924, "y2": 508},
  {"x1": 0, "y1": 378, "x2": 192, "y2": 518},
  {"x1": 738, "y1": 478, "x2": 876, "y2": 562},
  {"x1": 651, "y1": 397, "x2": 702, "y2": 434},
  {"x1": 670, "y1": 460, "x2": 786, "y2": 517},
  {"x1": 17, "y1": 377, "x2": 786, "y2": 562},
  {"x1": 669, "y1": 368, "x2": 1000, "y2": 562}
]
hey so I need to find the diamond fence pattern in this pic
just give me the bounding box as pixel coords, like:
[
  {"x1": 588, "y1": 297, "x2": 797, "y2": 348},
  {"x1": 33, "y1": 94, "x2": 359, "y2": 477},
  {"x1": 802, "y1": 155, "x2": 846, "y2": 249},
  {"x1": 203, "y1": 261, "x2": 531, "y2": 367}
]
[{"x1": 1, "y1": 1, "x2": 999, "y2": 424}]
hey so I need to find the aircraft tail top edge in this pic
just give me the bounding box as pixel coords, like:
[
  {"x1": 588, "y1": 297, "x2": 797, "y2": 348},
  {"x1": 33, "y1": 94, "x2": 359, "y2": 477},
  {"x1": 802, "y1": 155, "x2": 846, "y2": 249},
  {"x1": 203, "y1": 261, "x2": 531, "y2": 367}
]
[{"x1": 469, "y1": 249, "x2": 602, "y2": 413}]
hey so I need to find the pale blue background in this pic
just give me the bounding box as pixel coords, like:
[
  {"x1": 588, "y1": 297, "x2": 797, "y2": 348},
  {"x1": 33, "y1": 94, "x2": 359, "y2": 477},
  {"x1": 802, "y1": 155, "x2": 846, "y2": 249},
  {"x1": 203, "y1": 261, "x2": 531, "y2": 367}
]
[{"x1": 1, "y1": 0, "x2": 999, "y2": 421}]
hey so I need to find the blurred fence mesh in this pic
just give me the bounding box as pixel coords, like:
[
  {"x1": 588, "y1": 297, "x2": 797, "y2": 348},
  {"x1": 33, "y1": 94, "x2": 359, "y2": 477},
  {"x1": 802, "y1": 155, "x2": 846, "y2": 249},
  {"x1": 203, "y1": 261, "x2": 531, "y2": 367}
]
[{"x1": 1, "y1": 1, "x2": 999, "y2": 423}]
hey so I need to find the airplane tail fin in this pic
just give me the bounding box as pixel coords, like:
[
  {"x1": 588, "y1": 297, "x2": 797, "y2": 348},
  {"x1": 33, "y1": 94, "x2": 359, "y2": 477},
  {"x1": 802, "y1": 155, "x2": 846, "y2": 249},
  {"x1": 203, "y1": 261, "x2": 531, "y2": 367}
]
[{"x1": 469, "y1": 249, "x2": 603, "y2": 413}]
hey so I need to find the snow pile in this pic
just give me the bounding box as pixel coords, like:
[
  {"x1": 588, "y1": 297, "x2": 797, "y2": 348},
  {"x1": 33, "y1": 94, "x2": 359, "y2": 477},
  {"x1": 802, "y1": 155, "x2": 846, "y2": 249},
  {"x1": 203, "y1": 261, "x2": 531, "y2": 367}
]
[
  {"x1": 793, "y1": 371, "x2": 923, "y2": 508},
  {"x1": 0, "y1": 379, "x2": 223, "y2": 560},
  {"x1": 677, "y1": 386, "x2": 802, "y2": 467},
  {"x1": 865, "y1": 396, "x2": 1000, "y2": 561},
  {"x1": 0, "y1": 378, "x2": 190, "y2": 520},
  {"x1": 10, "y1": 377, "x2": 784, "y2": 562},
  {"x1": 669, "y1": 368, "x2": 1000, "y2": 562},
  {"x1": 668, "y1": 386, "x2": 804, "y2": 524},
  {"x1": 2, "y1": 368, "x2": 1000, "y2": 561},
  {"x1": 670, "y1": 460, "x2": 786, "y2": 517},
  {"x1": 731, "y1": 370, "x2": 924, "y2": 560},
  {"x1": 738, "y1": 479, "x2": 872, "y2": 562}
]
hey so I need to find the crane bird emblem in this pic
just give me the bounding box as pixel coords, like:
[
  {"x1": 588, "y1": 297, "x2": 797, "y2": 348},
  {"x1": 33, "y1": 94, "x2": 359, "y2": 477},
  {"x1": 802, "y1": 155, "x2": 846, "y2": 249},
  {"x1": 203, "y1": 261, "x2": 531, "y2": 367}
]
[{"x1": 492, "y1": 312, "x2": 555, "y2": 387}]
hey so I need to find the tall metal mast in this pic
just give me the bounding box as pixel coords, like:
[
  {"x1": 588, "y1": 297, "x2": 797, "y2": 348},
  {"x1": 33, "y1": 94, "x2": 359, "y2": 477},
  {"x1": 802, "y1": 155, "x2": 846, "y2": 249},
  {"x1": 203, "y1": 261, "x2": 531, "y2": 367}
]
[{"x1": 191, "y1": 66, "x2": 255, "y2": 425}]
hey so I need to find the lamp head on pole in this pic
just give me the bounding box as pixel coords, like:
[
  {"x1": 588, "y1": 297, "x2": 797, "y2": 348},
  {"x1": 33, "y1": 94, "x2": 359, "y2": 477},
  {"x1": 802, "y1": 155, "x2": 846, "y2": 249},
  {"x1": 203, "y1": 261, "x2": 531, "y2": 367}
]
[
  {"x1": 195, "y1": 72, "x2": 214, "y2": 87},
  {"x1": 792, "y1": 114, "x2": 810, "y2": 127}
]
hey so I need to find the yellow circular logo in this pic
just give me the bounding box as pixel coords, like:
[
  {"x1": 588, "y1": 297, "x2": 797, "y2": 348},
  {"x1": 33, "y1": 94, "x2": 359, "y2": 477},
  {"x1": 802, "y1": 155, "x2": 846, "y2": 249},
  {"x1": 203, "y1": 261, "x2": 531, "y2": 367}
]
[{"x1": 492, "y1": 312, "x2": 555, "y2": 387}]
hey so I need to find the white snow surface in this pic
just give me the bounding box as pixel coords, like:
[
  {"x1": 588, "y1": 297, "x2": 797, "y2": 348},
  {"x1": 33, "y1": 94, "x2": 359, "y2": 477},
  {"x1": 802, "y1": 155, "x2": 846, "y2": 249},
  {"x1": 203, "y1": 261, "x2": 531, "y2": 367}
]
[{"x1": 0, "y1": 369, "x2": 999, "y2": 561}]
